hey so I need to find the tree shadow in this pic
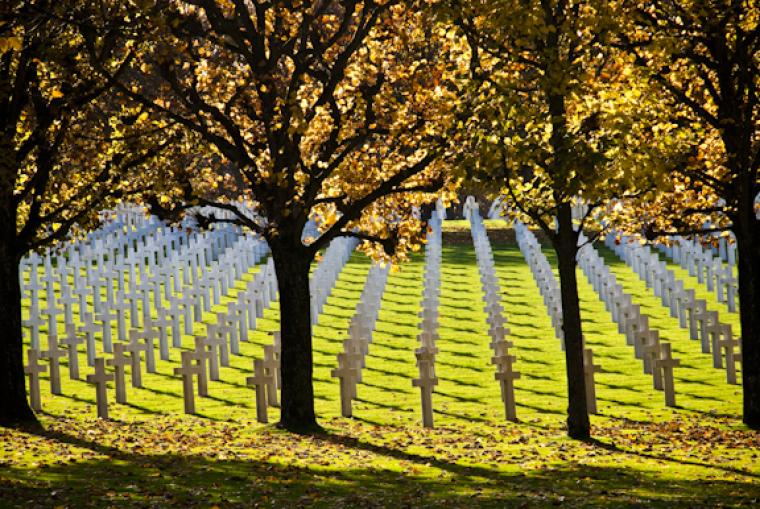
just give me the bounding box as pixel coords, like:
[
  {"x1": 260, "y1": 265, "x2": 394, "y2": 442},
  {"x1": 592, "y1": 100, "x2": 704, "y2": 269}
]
[
  {"x1": 582, "y1": 437, "x2": 760, "y2": 480},
  {"x1": 5, "y1": 424, "x2": 758, "y2": 509},
  {"x1": 359, "y1": 379, "x2": 414, "y2": 394}
]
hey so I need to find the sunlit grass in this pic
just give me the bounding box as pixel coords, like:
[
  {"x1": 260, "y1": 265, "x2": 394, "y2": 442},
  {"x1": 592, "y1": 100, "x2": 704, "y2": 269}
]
[{"x1": 1, "y1": 235, "x2": 757, "y2": 508}]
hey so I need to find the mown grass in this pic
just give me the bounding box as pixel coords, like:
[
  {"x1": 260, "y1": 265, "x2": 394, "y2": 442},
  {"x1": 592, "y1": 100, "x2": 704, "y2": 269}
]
[{"x1": 0, "y1": 227, "x2": 758, "y2": 508}]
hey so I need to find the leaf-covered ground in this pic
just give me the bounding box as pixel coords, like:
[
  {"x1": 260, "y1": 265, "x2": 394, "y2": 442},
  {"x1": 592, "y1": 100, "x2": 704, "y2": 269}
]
[{"x1": 1, "y1": 224, "x2": 758, "y2": 508}]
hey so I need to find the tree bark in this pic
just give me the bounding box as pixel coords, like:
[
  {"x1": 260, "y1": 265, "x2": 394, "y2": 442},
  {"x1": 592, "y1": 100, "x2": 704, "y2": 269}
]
[
  {"x1": 734, "y1": 215, "x2": 760, "y2": 429},
  {"x1": 0, "y1": 195, "x2": 35, "y2": 426},
  {"x1": 553, "y1": 203, "x2": 590, "y2": 439},
  {"x1": 269, "y1": 241, "x2": 319, "y2": 432}
]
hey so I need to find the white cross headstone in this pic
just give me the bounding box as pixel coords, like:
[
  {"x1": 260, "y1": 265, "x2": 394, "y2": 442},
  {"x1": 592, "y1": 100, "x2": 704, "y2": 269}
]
[
  {"x1": 126, "y1": 331, "x2": 147, "y2": 388},
  {"x1": 193, "y1": 338, "x2": 211, "y2": 397},
  {"x1": 706, "y1": 321, "x2": 724, "y2": 367},
  {"x1": 174, "y1": 350, "x2": 201, "y2": 414},
  {"x1": 152, "y1": 313, "x2": 172, "y2": 361},
  {"x1": 583, "y1": 348, "x2": 601, "y2": 414},
  {"x1": 210, "y1": 322, "x2": 231, "y2": 367},
  {"x1": 640, "y1": 330, "x2": 661, "y2": 377},
  {"x1": 86, "y1": 357, "x2": 113, "y2": 419},
  {"x1": 41, "y1": 336, "x2": 66, "y2": 395},
  {"x1": 412, "y1": 352, "x2": 437, "y2": 428},
  {"x1": 95, "y1": 309, "x2": 117, "y2": 354},
  {"x1": 653, "y1": 343, "x2": 680, "y2": 407},
  {"x1": 262, "y1": 345, "x2": 280, "y2": 407},
  {"x1": 79, "y1": 313, "x2": 100, "y2": 367},
  {"x1": 61, "y1": 324, "x2": 84, "y2": 380},
  {"x1": 23, "y1": 307, "x2": 45, "y2": 351},
  {"x1": 198, "y1": 334, "x2": 220, "y2": 382},
  {"x1": 493, "y1": 354, "x2": 520, "y2": 421},
  {"x1": 140, "y1": 325, "x2": 158, "y2": 373},
  {"x1": 246, "y1": 359, "x2": 272, "y2": 423},
  {"x1": 331, "y1": 352, "x2": 358, "y2": 418},
  {"x1": 718, "y1": 331, "x2": 741, "y2": 385},
  {"x1": 24, "y1": 348, "x2": 47, "y2": 412},
  {"x1": 107, "y1": 343, "x2": 131, "y2": 404}
]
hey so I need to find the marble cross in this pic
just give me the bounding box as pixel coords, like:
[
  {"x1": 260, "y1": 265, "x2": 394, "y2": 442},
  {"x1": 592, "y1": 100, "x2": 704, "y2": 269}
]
[
  {"x1": 583, "y1": 348, "x2": 601, "y2": 415},
  {"x1": 107, "y1": 343, "x2": 131, "y2": 404},
  {"x1": 152, "y1": 313, "x2": 172, "y2": 361},
  {"x1": 24, "y1": 348, "x2": 47, "y2": 412},
  {"x1": 653, "y1": 343, "x2": 680, "y2": 407},
  {"x1": 126, "y1": 331, "x2": 148, "y2": 387},
  {"x1": 331, "y1": 352, "x2": 358, "y2": 418},
  {"x1": 86, "y1": 357, "x2": 114, "y2": 419},
  {"x1": 246, "y1": 359, "x2": 272, "y2": 423},
  {"x1": 412, "y1": 352, "x2": 437, "y2": 428},
  {"x1": 95, "y1": 308, "x2": 117, "y2": 354},
  {"x1": 79, "y1": 312, "x2": 100, "y2": 367},
  {"x1": 493, "y1": 354, "x2": 520, "y2": 422},
  {"x1": 139, "y1": 325, "x2": 159, "y2": 373},
  {"x1": 262, "y1": 345, "x2": 280, "y2": 407},
  {"x1": 174, "y1": 350, "x2": 201, "y2": 414},
  {"x1": 640, "y1": 330, "x2": 661, "y2": 377},
  {"x1": 718, "y1": 328, "x2": 741, "y2": 385},
  {"x1": 196, "y1": 336, "x2": 219, "y2": 381},
  {"x1": 41, "y1": 335, "x2": 66, "y2": 395},
  {"x1": 61, "y1": 323, "x2": 84, "y2": 380},
  {"x1": 193, "y1": 338, "x2": 211, "y2": 397}
]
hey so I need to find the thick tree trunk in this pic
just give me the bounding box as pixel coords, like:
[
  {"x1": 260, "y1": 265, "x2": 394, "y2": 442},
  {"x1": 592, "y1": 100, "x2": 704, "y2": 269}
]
[
  {"x1": 269, "y1": 242, "x2": 319, "y2": 432},
  {"x1": 553, "y1": 203, "x2": 590, "y2": 439},
  {"x1": 734, "y1": 217, "x2": 760, "y2": 429},
  {"x1": 0, "y1": 211, "x2": 35, "y2": 426}
]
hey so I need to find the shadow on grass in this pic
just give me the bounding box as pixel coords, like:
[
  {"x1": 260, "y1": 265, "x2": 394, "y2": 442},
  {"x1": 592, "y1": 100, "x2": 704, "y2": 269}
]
[
  {"x1": 3, "y1": 425, "x2": 759, "y2": 509},
  {"x1": 359, "y1": 379, "x2": 414, "y2": 394}
]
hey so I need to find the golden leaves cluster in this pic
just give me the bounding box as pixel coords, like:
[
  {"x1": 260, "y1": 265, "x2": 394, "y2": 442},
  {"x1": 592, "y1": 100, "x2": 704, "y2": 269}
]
[
  {"x1": 609, "y1": 0, "x2": 760, "y2": 236},
  {"x1": 4, "y1": 0, "x2": 198, "y2": 251},
  {"x1": 444, "y1": 0, "x2": 690, "y2": 228},
  {"x1": 126, "y1": 1, "x2": 465, "y2": 259}
]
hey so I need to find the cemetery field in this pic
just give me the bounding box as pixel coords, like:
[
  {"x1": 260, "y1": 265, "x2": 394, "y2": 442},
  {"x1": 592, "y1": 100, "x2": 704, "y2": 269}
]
[{"x1": 2, "y1": 235, "x2": 759, "y2": 508}]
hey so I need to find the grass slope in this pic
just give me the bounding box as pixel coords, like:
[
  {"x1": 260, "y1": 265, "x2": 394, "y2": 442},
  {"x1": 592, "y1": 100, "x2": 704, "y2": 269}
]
[{"x1": 0, "y1": 230, "x2": 758, "y2": 508}]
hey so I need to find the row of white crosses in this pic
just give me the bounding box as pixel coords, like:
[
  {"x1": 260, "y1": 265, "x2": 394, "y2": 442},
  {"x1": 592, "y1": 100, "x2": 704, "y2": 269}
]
[
  {"x1": 514, "y1": 221, "x2": 565, "y2": 345},
  {"x1": 513, "y1": 220, "x2": 601, "y2": 414},
  {"x1": 80, "y1": 248, "x2": 274, "y2": 419},
  {"x1": 650, "y1": 232, "x2": 738, "y2": 313},
  {"x1": 172, "y1": 258, "x2": 279, "y2": 416},
  {"x1": 605, "y1": 232, "x2": 741, "y2": 385},
  {"x1": 309, "y1": 237, "x2": 359, "y2": 325},
  {"x1": 138, "y1": 234, "x2": 358, "y2": 420},
  {"x1": 577, "y1": 235, "x2": 682, "y2": 407},
  {"x1": 180, "y1": 238, "x2": 380, "y2": 423},
  {"x1": 21, "y1": 207, "x2": 253, "y2": 362},
  {"x1": 22, "y1": 204, "x2": 277, "y2": 418},
  {"x1": 332, "y1": 262, "x2": 391, "y2": 417},
  {"x1": 412, "y1": 202, "x2": 446, "y2": 428},
  {"x1": 21, "y1": 208, "x2": 164, "y2": 351},
  {"x1": 467, "y1": 198, "x2": 520, "y2": 422}
]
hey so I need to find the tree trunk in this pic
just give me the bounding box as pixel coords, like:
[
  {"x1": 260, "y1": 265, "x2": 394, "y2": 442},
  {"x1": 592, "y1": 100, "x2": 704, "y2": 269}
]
[
  {"x1": 269, "y1": 242, "x2": 319, "y2": 432},
  {"x1": 553, "y1": 203, "x2": 590, "y2": 439},
  {"x1": 734, "y1": 217, "x2": 760, "y2": 429},
  {"x1": 0, "y1": 207, "x2": 35, "y2": 426}
]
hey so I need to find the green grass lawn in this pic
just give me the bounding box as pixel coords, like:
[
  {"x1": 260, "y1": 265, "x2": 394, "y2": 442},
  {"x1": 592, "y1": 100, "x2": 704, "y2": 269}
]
[{"x1": 1, "y1": 231, "x2": 758, "y2": 508}]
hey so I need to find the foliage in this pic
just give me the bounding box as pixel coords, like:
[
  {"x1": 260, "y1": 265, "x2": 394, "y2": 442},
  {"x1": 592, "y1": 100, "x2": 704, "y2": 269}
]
[
  {"x1": 608, "y1": 0, "x2": 760, "y2": 238},
  {"x1": 111, "y1": 0, "x2": 463, "y2": 261},
  {"x1": 0, "y1": 0, "x2": 189, "y2": 253},
  {"x1": 439, "y1": 0, "x2": 685, "y2": 234}
]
